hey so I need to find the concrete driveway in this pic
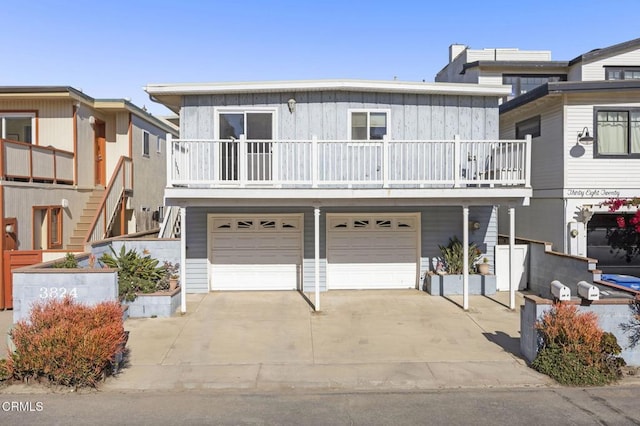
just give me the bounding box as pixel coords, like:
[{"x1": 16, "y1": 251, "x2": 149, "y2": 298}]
[{"x1": 105, "y1": 290, "x2": 553, "y2": 391}]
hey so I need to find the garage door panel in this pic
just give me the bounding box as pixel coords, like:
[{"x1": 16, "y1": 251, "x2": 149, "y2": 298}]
[
  {"x1": 327, "y1": 215, "x2": 419, "y2": 290},
  {"x1": 209, "y1": 215, "x2": 302, "y2": 291}
]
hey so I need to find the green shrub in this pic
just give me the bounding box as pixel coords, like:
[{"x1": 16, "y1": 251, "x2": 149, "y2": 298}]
[
  {"x1": 438, "y1": 236, "x2": 481, "y2": 274},
  {"x1": 53, "y1": 252, "x2": 79, "y2": 269},
  {"x1": 100, "y1": 245, "x2": 165, "y2": 301},
  {"x1": 8, "y1": 297, "x2": 126, "y2": 388},
  {"x1": 620, "y1": 298, "x2": 640, "y2": 348},
  {"x1": 532, "y1": 302, "x2": 625, "y2": 386},
  {"x1": 0, "y1": 359, "x2": 10, "y2": 381}
]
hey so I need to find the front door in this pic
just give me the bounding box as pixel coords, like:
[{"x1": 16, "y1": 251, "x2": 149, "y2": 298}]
[{"x1": 94, "y1": 121, "x2": 106, "y2": 186}]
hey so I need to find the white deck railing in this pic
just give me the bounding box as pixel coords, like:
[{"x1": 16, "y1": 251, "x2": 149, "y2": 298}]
[{"x1": 167, "y1": 135, "x2": 531, "y2": 189}]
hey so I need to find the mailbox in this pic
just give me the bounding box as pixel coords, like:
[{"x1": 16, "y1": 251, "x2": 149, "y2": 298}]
[
  {"x1": 577, "y1": 281, "x2": 599, "y2": 301},
  {"x1": 550, "y1": 280, "x2": 570, "y2": 301}
]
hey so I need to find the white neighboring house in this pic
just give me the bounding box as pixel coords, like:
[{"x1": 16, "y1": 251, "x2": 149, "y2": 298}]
[
  {"x1": 146, "y1": 79, "x2": 532, "y2": 310},
  {"x1": 0, "y1": 86, "x2": 178, "y2": 308},
  {"x1": 437, "y1": 38, "x2": 640, "y2": 274}
]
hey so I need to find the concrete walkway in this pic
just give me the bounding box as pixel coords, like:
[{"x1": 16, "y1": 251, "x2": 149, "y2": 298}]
[{"x1": 102, "y1": 290, "x2": 555, "y2": 391}]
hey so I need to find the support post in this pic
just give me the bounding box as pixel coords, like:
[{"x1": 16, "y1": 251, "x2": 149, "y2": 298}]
[
  {"x1": 463, "y1": 205, "x2": 469, "y2": 310},
  {"x1": 166, "y1": 133, "x2": 172, "y2": 183},
  {"x1": 180, "y1": 207, "x2": 187, "y2": 314},
  {"x1": 314, "y1": 206, "x2": 321, "y2": 311},
  {"x1": 509, "y1": 206, "x2": 516, "y2": 310}
]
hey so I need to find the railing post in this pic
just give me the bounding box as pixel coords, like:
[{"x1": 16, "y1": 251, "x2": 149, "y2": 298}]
[
  {"x1": 239, "y1": 134, "x2": 247, "y2": 187},
  {"x1": 166, "y1": 133, "x2": 172, "y2": 184},
  {"x1": 453, "y1": 135, "x2": 461, "y2": 188},
  {"x1": 311, "y1": 135, "x2": 318, "y2": 188},
  {"x1": 382, "y1": 135, "x2": 389, "y2": 188},
  {"x1": 525, "y1": 134, "x2": 532, "y2": 187}
]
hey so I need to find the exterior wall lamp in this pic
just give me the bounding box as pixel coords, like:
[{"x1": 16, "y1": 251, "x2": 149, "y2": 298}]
[
  {"x1": 577, "y1": 127, "x2": 594, "y2": 145},
  {"x1": 287, "y1": 98, "x2": 296, "y2": 113}
]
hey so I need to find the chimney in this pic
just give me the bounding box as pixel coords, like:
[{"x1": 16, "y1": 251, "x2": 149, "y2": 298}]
[{"x1": 449, "y1": 44, "x2": 467, "y2": 62}]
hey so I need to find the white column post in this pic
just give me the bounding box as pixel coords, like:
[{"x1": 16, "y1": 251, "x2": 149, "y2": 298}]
[
  {"x1": 525, "y1": 134, "x2": 532, "y2": 187},
  {"x1": 180, "y1": 207, "x2": 187, "y2": 314},
  {"x1": 314, "y1": 206, "x2": 321, "y2": 311},
  {"x1": 463, "y1": 205, "x2": 469, "y2": 310},
  {"x1": 509, "y1": 206, "x2": 516, "y2": 310}
]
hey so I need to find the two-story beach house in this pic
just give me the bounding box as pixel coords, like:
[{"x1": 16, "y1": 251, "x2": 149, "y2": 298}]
[
  {"x1": 437, "y1": 38, "x2": 640, "y2": 275},
  {"x1": 145, "y1": 79, "x2": 532, "y2": 310},
  {"x1": 0, "y1": 86, "x2": 178, "y2": 308}
]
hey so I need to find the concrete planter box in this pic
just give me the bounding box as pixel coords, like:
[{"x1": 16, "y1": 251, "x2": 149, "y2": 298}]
[
  {"x1": 125, "y1": 288, "x2": 181, "y2": 318},
  {"x1": 425, "y1": 273, "x2": 496, "y2": 296}
]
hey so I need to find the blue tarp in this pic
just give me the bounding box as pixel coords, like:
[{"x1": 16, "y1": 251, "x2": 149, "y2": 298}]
[{"x1": 602, "y1": 274, "x2": 640, "y2": 290}]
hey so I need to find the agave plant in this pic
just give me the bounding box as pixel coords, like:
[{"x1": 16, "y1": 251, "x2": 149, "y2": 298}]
[{"x1": 100, "y1": 245, "x2": 165, "y2": 301}]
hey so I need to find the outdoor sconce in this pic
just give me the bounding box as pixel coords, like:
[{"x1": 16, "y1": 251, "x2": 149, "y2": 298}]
[
  {"x1": 287, "y1": 98, "x2": 296, "y2": 113},
  {"x1": 89, "y1": 115, "x2": 96, "y2": 126},
  {"x1": 577, "y1": 127, "x2": 594, "y2": 145},
  {"x1": 469, "y1": 221, "x2": 480, "y2": 231},
  {"x1": 61, "y1": 198, "x2": 69, "y2": 209},
  {"x1": 5, "y1": 224, "x2": 14, "y2": 234}
]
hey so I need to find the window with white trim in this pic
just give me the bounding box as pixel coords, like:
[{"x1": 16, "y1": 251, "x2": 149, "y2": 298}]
[
  {"x1": 0, "y1": 112, "x2": 35, "y2": 143},
  {"x1": 142, "y1": 131, "x2": 150, "y2": 157},
  {"x1": 350, "y1": 110, "x2": 388, "y2": 140}
]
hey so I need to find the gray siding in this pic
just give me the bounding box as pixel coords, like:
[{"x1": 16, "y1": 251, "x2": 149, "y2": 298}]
[
  {"x1": 185, "y1": 205, "x2": 498, "y2": 293},
  {"x1": 181, "y1": 91, "x2": 500, "y2": 140}
]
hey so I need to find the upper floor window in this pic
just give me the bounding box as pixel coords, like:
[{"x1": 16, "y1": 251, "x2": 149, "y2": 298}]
[
  {"x1": 142, "y1": 131, "x2": 150, "y2": 157},
  {"x1": 0, "y1": 112, "x2": 35, "y2": 143},
  {"x1": 502, "y1": 74, "x2": 566, "y2": 100},
  {"x1": 605, "y1": 67, "x2": 640, "y2": 80},
  {"x1": 595, "y1": 109, "x2": 640, "y2": 157},
  {"x1": 217, "y1": 111, "x2": 274, "y2": 140},
  {"x1": 350, "y1": 110, "x2": 388, "y2": 140},
  {"x1": 515, "y1": 115, "x2": 541, "y2": 139}
]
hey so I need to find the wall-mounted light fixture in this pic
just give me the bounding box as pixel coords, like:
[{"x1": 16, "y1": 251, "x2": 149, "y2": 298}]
[
  {"x1": 5, "y1": 223, "x2": 15, "y2": 234},
  {"x1": 469, "y1": 221, "x2": 480, "y2": 231},
  {"x1": 89, "y1": 115, "x2": 96, "y2": 126},
  {"x1": 287, "y1": 98, "x2": 296, "y2": 113},
  {"x1": 577, "y1": 127, "x2": 594, "y2": 145},
  {"x1": 61, "y1": 198, "x2": 69, "y2": 209}
]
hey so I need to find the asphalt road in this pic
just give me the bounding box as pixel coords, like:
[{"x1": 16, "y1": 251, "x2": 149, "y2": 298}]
[{"x1": 1, "y1": 386, "x2": 639, "y2": 425}]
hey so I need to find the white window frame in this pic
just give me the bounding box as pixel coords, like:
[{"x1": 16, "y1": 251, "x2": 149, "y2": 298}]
[
  {"x1": 347, "y1": 109, "x2": 391, "y2": 141},
  {"x1": 0, "y1": 112, "x2": 36, "y2": 143},
  {"x1": 213, "y1": 107, "x2": 278, "y2": 140},
  {"x1": 142, "y1": 130, "x2": 150, "y2": 157}
]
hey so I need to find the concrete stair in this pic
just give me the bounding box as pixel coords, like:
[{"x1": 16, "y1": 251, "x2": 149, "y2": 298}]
[{"x1": 67, "y1": 188, "x2": 105, "y2": 251}]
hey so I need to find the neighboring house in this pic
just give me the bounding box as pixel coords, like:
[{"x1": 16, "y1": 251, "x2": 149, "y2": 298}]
[
  {"x1": 0, "y1": 86, "x2": 178, "y2": 307},
  {"x1": 145, "y1": 79, "x2": 532, "y2": 309},
  {"x1": 437, "y1": 38, "x2": 640, "y2": 274}
]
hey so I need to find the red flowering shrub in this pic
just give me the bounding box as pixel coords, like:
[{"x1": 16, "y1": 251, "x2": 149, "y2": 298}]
[
  {"x1": 532, "y1": 302, "x2": 624, "y2": 385},
  {"x1": 601, "y1": 198, "x2": 640, "y2": 262},
  {"x1": 8, "y1": 297, "x2": 126, "y2": 388}
]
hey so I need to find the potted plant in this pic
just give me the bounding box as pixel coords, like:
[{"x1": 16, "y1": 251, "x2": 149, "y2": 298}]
[
  {"x1": 477, "y1": 257, "x2": 490, "y2": 275},
  {"x1": 160, "y1": 261, "x2": 180, "y2": 291}
]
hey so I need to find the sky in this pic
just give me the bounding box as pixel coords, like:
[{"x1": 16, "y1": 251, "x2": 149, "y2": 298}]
[{"x1": 3, "y1": 0, "x2": 640, "y2": 116}]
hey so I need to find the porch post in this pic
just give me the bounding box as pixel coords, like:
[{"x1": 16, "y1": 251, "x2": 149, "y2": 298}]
[
  {"x1": 463, "y1": 205, "x2": 469, "y2": 310},
  {"x1": 509, "y1": 206, "x2": 516, "y2": 310},
  {"x1": 166, "y1": 133, "x2": 172, "y2": 184},
  {"x1": 314, "y1": 206, "x2": 321, "y2": 311},
  {"x1": 180, "y1": 207, "x2": 187, "y2": 314}
]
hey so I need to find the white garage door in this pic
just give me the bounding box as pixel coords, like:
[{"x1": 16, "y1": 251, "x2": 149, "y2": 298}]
[
  {"x1": 209, "y1": 215, "x2": 302, "y2": 290},
  {"x1": 327, "y1": 214, "x2": 419, "y2": 289}
]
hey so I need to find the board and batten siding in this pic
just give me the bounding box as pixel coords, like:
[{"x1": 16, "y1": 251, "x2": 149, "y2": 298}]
[
  {"x1": 181, "y1": 91, "x2": 500, "y2": 141},
  {"x1": 565, "y1": 99, "x2": 640, "y2": 188},
  {"x1": 184, "y1": 205, "x2": 498, "y2": 293},
  {"x1": 580, "y1": 48, "x2": 640, "y2": 81}
]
